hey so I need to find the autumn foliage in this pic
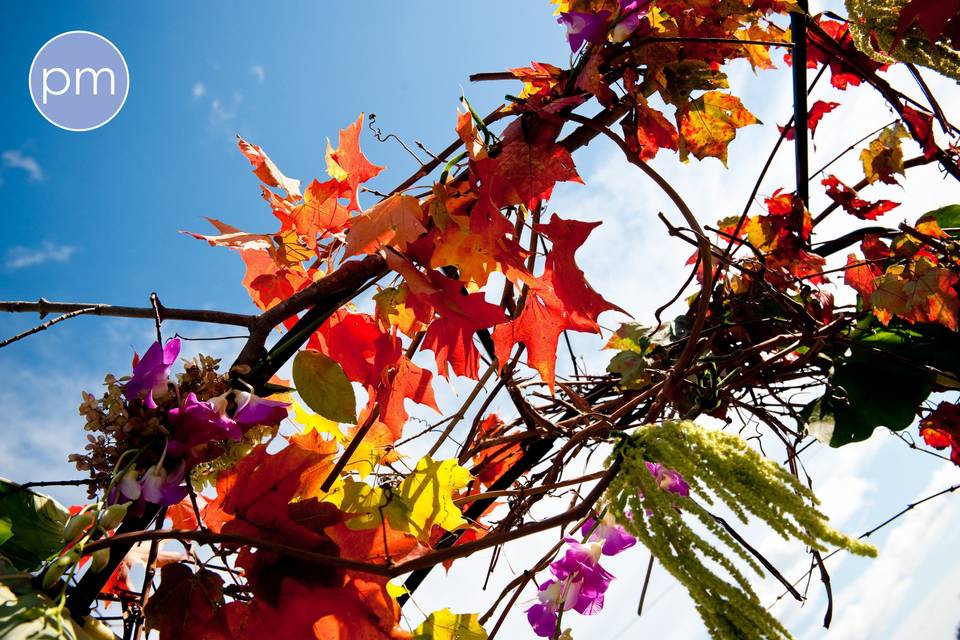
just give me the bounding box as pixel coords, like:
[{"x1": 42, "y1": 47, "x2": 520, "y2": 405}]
[{"x1": 3, "y1": 1, "x2": 960, "y2": 640}]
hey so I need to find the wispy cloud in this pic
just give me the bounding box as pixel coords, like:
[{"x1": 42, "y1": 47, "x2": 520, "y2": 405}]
[
  {"x1": 192, "y1": 81, "x2": 206, "y2": 100},
  {"x1": 251, "y1": 64, "x2": 265, "y2": 84},
  {"x1": 5, "y1": 241, "x2": 76, "y2": 269},
  {"x1": 1, "y1": 150, "x2": 44, "y2": 182}
]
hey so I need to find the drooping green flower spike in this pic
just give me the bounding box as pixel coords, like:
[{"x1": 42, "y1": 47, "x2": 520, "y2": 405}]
[{"x1": 605, "y1": 420, "x2": 876, "y2": 640}]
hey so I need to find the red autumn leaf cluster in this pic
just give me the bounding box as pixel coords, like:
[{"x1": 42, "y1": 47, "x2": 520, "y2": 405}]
[{"x1": 920, "y1": 401, "x2": 960, "y2": 464}]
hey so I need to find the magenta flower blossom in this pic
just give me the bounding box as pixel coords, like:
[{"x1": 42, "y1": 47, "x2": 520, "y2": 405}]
[
  {"x1": 558, "y1": 10, "x2": 612, "y2": 50},
  {"x1": 611, "y1": 1, "x2": 650, "y2": 43},
  {"x1": 167, "y1": 392, "x2": 243, "y2": 464},
  {"x1": 646, "y1": 461, "x2": 690, "y2": 497},
  {"x1": 550, "y1": 543, "x2": 614, "y2": 615},
  {"x1": 526, "y1": 542, "x2": 618, "y2": 636},
  {"x1": 232, "y1": 390, "x2": 289, "y2": 428},
  {"x1": 581, "y1": 513, "x2": 636, "y2": 556},
  {"x1": 124, "y1": 338, "x2": 181, "y2": 408},
  {"x1": 526, "y1": 578, "x2": 580, "y2": 637}
]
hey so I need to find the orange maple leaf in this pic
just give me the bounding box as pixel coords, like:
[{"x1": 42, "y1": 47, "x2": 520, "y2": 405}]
[
  {"x1": 869, "y1": 256, "x2": 960, "y2": 330},
  {"x1": 343, "y1": 194, "x2": 427, "y2": 258},
  {"x1": 326, "y1": 114, "x2": 384, "y2": 213}
]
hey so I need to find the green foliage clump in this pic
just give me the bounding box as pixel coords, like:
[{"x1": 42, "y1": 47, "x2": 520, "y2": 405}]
[{"x1": 606, "y1": 420, "x2": 876, "y2": 640}]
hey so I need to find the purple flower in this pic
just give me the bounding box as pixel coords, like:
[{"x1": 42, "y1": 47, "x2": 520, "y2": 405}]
[
  {"x1": 232, "y1": 391, "x2": 289, "y2": 428},
  {"x1": 167, "y1": 392, "x2": 242, "y2": 464},
  {"x1": 558, "y1": 10, "x2": 612, "y2": 50},
  {"x1": 612, "y1": 1, "x2": 650, "y2": 43},
  {"x1": 646, "y1": 461, "x2": 690, "y2": 497},
  {"x1": 526, "y1": 578, "x2": 581, "y2": 637},
  {"x1": 526, "y1": 538, "x2": 622, "y2": 635},
  {"x1": 124, "y1": 338, "x2": 181, "y2": 408},
  {"x1": 552, "y1": 543, "x2": 614, "y2": 615},
  {"x1": 116, "y1": 460, "x2": 188, "y2": 507},
  {"x1": 581, "y1": 513, "x2": 636, "y2": 556},
  {"x1": 140, "y1": 460, "x2": 189, "y2": 506}
]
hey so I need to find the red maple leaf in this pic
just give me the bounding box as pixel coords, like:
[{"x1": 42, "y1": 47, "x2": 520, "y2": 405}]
[
  {"x1": 210, "y1": 433, "x2": 343, "y2": 602},
  {"x1": 472, "y1": 115, "x2": 582, "y2": 211},
  {"x1": 144, "y1": 564, "x2": 232, "y2": 640},
  {"x1": 901, "y1": 106, "x2": 939, "y2": 160},
  {"x1": 311, "y1": 310, "x2": 439, "y2": 439},
  {"x1": 290, "y1": 178, "x2": 350, "y2": 247},
  {"x1": 223, "y1": 573, "x2": 407, "y2": 640},
  {"x1": 536, "y1": 215, "x2": 625, "y2": 332},
  {"x1": 622, "y1": 101, "x2": 679, "y2": 161},
  {"x1": 780, "y1": 100, "x2": 840, "y2": 140},
  {"x1": 787, "y1": 19, "x2": 886, "y2": 90},
  {"x1": 471, "y1": 414, "x2": 526, "y2": 487},
  {"x1": 420, "y1": 272, "x2": 509, "y2": 379},
  {"x1": 822, "y1": 175, "x2": 900, "y2": 220},
  {"x1": 494, "y1": 215, "x2": 621, "y2": 391}
]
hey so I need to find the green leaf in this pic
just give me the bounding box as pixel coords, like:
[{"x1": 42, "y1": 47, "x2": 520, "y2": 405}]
[
  {"x1": 413, "y1": 608, "x2": 488, "y2": 640},
  {"x1": 0, "y1": 480, "x2": 69, "y2": 572},
  {"x1": 0, "y1": 517, "x2": 12, "y2": 547},
  {"x1": 292, "y1": 350, "x2": 357, "y2": 424},
  {"x1": 0, "y1": 556, "x2": 112, "y2": 640},
  {"x1": 916, "y1": 204, "x2": 960, "y2": 236},
  {"x1": 809, "y1": 345, "x2": 934, "y2": 447},
  {"x1": 607, "y1": 351, "x2": 651, "y2": 390}
]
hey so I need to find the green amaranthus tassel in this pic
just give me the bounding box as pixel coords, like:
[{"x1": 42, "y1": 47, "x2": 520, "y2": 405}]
[
  {"x1": 845, "y1": 0, "x2": 960, "y2": 81},
  {"x1": 605, "y1": 420, "x2": 876, "y2": 640}
]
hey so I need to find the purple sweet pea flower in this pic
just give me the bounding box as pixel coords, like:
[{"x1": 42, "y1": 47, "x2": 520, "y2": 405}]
[
  {"x1": 116, "y1": 460, "x2": 188, "y2": 507},
  {"x1": 612, "y1": 1, "x2": 650, "y2": 43},
  {"x1": 526, "y1": 578, "x2": 582, "y2": 637},
  {"x1": 167, "y1": 392, "x2": 242, "y2": 464},
  {"x1": 140, "y1": 460, "x2": 189, "y2": 506},
  {"x1": 124, "y1": 338, "x2": 181, "y2": 408},
  {"x1": 646, "y1": 461, "x2": 690, "y2": 497},
  {"x1": 549, "y1": 543, "x2": 614, "y2": 615},
  {"x1": 558, "y1": 10, "x2": 612, "y2": 50},
  {"x1": 526, "y1": 537, "x2": 623, "y2": 635},
  {"x1": 581, "y1": 513, "x2": 637, "y2": 556},
  {"x1": 232, "y1": 390, "x2": 289, "y2": 428}
]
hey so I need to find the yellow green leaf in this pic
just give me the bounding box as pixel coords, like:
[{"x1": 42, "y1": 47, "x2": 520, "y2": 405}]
[
  {"x1": 397, "y1": 456, "x2": 472, "y2": 539},
  {"x1": 292, "y1": 350, "x2": 357, "y2": 424},
  {"x1": 413, "y1": 609, "x2": 488, "y2": 640},
  {"x1": 329, "y1": 457, "x2": 472, "y2": 541},
  {"x1": 292, "y1": 401, "x2": 348, "y2": 443}
]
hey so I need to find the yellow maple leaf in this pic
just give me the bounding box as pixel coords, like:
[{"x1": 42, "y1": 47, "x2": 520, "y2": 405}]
[
  {"x1": 860, "y1": 123, "x2": 908, "y2": 185},
  {"x1": 332, "y1": 456, "x2": 472, "y2": 541},
  {"x1": 292, "y1": 401, "x2": 348, "y2": 443},
  {"x1": 679, "y1": 91, "x2": 760, "y2": 166}
]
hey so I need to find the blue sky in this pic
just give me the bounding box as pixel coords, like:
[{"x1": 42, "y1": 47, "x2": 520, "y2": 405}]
[{"x1": 1, "y1": 2, "x2": 959, "y2": 639}]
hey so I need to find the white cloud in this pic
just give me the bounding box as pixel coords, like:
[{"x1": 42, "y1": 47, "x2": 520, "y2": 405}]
[
  {"x1": 192, "y1": 81, "x2": 206, "y2": 99},
  {"x1": 5, "y1": 241, "x2": 76, "y2": 269},
  {"x1": 1, "y1": 150, "x2": 44, "y2": 182},
  {"x1": 823, "y1": 465, "x2": 960, "y2": 639},
  {"x1": 251, "y1": 64, "x2": 265, "y2": 84}
]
